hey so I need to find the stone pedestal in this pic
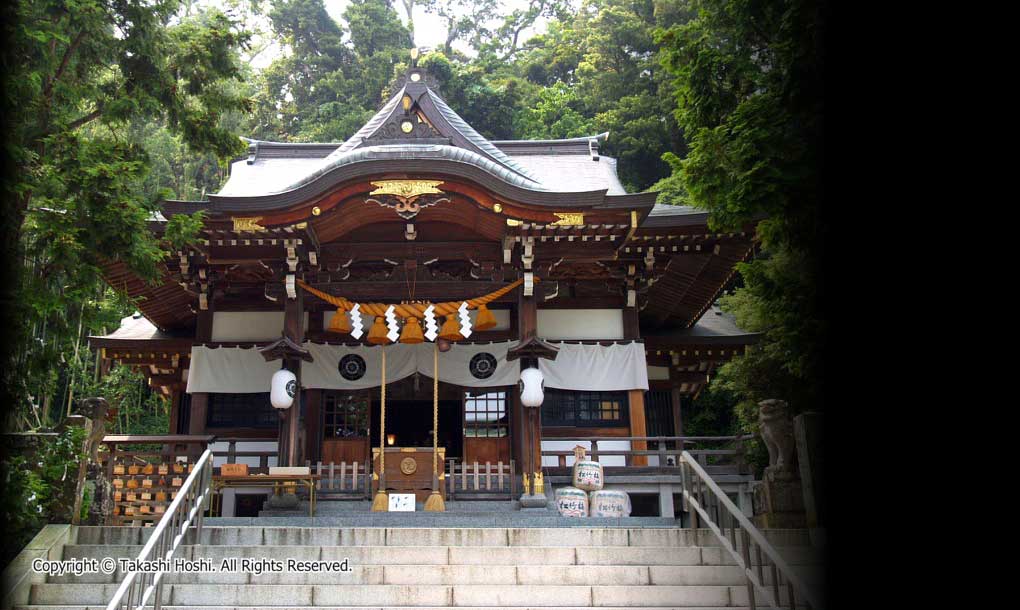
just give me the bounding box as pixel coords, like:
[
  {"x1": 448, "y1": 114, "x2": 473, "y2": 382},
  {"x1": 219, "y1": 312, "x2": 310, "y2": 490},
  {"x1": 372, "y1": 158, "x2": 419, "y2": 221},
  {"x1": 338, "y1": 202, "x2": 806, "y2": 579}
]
[
  {"x1": 519, "y1": 493, "x2": 548, "y2": 509},
  {"x1": 266, "y1": 492, "x2": 299, "y2": 510},
  {"x1": 752, "y1": 466, "x2": 807, "y2": 529}
]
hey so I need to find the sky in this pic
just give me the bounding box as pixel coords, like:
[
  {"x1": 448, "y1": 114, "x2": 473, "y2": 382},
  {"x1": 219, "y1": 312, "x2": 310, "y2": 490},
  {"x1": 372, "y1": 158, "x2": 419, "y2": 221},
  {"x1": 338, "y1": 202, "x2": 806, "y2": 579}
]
[{"x1": 245, "y1": 0, "x2": 554, "y2": 69}]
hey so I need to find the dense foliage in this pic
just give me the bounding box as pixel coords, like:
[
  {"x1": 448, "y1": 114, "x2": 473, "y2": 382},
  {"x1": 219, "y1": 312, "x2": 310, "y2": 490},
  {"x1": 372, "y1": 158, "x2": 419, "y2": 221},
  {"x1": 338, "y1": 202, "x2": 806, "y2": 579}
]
[
  {"x1": 657, "y1": 0, "x2": 826, "y2": 427},
  {"x1": 0, "y1": 425, "x2": 89, "y2": 568}
]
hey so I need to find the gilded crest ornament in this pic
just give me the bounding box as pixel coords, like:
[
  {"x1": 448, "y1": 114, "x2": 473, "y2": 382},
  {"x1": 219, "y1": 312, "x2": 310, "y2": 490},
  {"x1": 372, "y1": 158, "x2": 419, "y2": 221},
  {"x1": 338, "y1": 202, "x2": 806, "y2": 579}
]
[
  {"x1": 370, "y1": 180, "x2": 444, "y2": 199},
  {"x1": 400, "y1": 457, "x2": 418, "y2": 475},
  {"x1": 367, "y1": 180, "x2": 449, "y2": 220},
  {"x1": 232, "y1": 216, "x2": 265, "y2": 232},
  {"x1": 552, "y1": 212, "x2": 585, "y2": 226}
]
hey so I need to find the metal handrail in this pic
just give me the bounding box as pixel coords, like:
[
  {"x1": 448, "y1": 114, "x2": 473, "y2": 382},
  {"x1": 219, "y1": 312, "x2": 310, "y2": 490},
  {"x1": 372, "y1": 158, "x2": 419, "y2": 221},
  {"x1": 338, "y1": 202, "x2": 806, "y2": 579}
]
[
  {"x1": 106, "y1": 448, "x2": 214, "y2": 610},
  {"x1": 680, "y1": 451, "x2": 822, "y2": 609}
]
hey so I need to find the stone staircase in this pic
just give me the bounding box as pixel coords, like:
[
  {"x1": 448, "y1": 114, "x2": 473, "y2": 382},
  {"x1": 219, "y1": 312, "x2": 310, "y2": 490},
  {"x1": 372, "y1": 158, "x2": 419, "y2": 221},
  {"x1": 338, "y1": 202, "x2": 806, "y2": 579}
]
[
  {"x1": 15, "y1": 523, "x2": 824, "y2": 609},
  {"x1": 246, "y1": 499, "x2": 680, "y2": 528}
]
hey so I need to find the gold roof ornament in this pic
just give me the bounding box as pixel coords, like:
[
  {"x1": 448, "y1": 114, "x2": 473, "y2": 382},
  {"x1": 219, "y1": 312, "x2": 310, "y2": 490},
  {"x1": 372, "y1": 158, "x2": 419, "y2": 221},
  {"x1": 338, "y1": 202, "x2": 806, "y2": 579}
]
[
  {"x1": 552, "y1": 212, "x2": 585, "y2": 226},
  {"x1": 232, "y1": 216, "x2": 265, "y2": 232},
  {"x1": 369, "y1": 180, "x2": 444, "y2": 199}
]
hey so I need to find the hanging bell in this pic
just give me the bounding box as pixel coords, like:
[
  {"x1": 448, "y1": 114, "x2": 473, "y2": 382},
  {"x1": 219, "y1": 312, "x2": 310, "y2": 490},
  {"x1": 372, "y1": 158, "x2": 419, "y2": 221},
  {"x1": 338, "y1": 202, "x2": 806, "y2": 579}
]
[
  {"x1": 366, "y1": 316, "x2": 391, "y2": 345},
  {"x1": 400, "y1": 316, "x2": 424, "y2": 344},
  {"x1": 438, "y1": 314, "x2": 462, "y2": 342},
  {"x1": 474, "y1": 303, "x2": 497, "y2": 331},
  {"x1": 326, "y1": 308, "x2": 351, "y2": 334}
]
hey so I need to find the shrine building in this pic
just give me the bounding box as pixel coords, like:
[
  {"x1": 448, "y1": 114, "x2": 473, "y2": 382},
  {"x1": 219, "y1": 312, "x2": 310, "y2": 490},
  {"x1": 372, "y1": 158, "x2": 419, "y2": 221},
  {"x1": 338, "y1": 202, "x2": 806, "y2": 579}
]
[{"x1": 89, "y1": 65, "x2": 759, "y2": 515}]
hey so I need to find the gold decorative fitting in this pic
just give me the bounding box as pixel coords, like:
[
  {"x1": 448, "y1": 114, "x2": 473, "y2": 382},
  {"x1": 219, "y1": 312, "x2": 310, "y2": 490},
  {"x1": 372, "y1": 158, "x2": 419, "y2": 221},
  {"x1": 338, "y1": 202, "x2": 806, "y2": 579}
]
[
  {"x1": 232, "y1": 216, "x2": 265, "y2": 232},
  {"x1": 311, "y1": 206, "x2": 321, "y2": 216},
  {"x1": 552, "y1": 212, "x2": 584, "y2": 226},
  {"x1": 400, "y1": 120, "x2": 414, "y2": 133},
  {"x1": 506, "y1": 218, "x2": 522, "y2": 227},
  {"x1": 400, "y1": 457, "x2": 418, "y2": 475},
  {"x1": 493, "y1": 203, "x2": 503, "y2": 213},
  {"x1": 410, "y1": 72, "x2": 421, "y2": 82},
  {"x1": 370, "y1": 180, "x2": 444, "y2": 199}
]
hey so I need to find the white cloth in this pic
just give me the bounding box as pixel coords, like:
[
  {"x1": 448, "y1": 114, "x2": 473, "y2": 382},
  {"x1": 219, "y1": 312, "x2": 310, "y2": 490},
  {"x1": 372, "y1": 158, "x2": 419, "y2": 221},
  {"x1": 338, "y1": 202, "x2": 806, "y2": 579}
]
[
  {"x1": 540, "y1": 341, "x2": 649, "y2": 391},
  {"x1": 415, "y1": 341, "x2": 519, "y2": 388},
  {"x1": 302, "y1": 343, "x2": 417, "y2": 390},
  {"x1": 185, "y1": 346, "x2": 281, "y2": 394},
  {"x1": 186, "y1": 340, "x2": 647, "y2": 393},
  {"x1": 187, "y1": 342, "x2": 519, "y2": 393}
]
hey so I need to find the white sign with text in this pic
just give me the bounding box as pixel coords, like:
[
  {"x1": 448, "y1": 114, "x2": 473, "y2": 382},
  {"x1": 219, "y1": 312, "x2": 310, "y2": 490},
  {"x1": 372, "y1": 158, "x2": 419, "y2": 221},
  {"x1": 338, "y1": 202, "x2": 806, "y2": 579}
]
[{"x1": 388, "y1": 493, "x2": 416, "y2": 512}]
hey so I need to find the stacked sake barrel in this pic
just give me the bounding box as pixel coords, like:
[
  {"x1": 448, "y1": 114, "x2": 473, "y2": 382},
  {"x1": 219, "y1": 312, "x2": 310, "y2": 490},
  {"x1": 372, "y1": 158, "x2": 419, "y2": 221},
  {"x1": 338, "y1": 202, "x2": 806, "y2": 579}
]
[{"x1": 554, "y1": 453, "x2": 631, "y2": 518}]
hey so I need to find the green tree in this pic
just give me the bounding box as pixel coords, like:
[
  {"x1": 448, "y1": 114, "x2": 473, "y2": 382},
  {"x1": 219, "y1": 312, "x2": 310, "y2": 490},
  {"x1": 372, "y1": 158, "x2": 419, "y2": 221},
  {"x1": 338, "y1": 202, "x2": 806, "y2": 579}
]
[
  {"x1": 657, "y1": 0, "x2": 826, "y2": 417},
  {"x1": 1, "y1": 0, "x2": 251, "y2": 430},
  {"x1": 512, "y1": 0, "x2": 691, "y2": 189}
]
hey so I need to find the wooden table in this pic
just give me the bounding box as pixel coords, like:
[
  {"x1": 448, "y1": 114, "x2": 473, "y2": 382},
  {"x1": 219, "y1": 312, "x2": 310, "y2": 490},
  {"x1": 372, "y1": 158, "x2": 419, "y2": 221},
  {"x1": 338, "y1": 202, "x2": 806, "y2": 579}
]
[{"x1": 212, "y1": 474, "x2": 320, "y2": 517}]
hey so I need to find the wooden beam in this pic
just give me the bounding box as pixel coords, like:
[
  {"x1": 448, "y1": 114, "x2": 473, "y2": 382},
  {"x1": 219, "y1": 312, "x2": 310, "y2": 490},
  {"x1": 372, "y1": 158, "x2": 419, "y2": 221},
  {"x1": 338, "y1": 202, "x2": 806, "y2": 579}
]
[{"x1": 628, "y1": 390, "x2": 648, "y2": 466}]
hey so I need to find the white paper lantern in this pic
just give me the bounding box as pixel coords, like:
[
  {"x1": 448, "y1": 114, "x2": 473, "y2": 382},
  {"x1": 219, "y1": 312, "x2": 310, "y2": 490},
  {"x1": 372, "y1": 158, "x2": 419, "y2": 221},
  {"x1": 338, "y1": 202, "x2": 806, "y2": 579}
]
[
  {"x1": 520, "y1": 367, "x2": 544, "y2": 408},
  {"x1": 271, "y1": 368, "x2": 297, "y2": 409}
]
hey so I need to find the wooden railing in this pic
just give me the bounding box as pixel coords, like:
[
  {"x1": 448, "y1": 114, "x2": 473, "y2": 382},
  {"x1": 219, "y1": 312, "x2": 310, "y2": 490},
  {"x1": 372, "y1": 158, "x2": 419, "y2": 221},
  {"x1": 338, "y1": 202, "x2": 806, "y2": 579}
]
[
  {"x1": 446, "y1": 458, "x2": 515, "y2": 499},
  {"x1": 542, "y1": 435, "x2": 751, "y2": 471},
  {"x1": 306, "y1": 460, "x2": 370, "y2": 497}
]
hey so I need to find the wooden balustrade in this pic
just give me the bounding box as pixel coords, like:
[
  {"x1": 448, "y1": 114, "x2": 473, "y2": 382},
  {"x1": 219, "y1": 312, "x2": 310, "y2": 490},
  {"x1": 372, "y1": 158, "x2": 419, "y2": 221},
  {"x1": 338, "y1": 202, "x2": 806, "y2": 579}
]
[
  {"x1": 305, "y1": 460, "x2": 370, "y2": 497},
  {"x1": 446, "y1": 459, "x2": 515, "y2": 499}
]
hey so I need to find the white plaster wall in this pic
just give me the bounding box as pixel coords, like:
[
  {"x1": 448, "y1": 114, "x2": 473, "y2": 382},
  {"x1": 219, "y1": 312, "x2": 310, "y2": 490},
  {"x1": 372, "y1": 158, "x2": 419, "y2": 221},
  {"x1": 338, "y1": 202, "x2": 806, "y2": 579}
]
[
  {"x1": 537, "y1": 309, "x2": 624, "y2": 340},
  {"x1": 324, "y1": 308, "x2": 511, "y2": 331},
  {"x1": 211, "y1": 312, "x2": 308, "y2": 342},
  {"x1": 209, "y1": 440, "x2": 279, "y2": 469},
  {"x1": 541, "y1": 439, "x2": 631, "y2": 467}
]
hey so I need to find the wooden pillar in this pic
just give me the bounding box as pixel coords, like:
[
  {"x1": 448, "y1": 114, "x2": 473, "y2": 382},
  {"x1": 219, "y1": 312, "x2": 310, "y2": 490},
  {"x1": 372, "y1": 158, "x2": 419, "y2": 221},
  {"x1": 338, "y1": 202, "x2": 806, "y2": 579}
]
[
  {"x1": 305, "y1": 389, "x2": 322, "y2": 463},
  {"x1": 517, "y1": 290, "x2": 542, "y2": 484},
  {"x1": 189, "y1": 304, "x2": 213, "y2": 435},
  {"x1": 628, "y1": 389, "x2": 648, "y2": 466},
  {"x1": 669, "y1": 364, "x2": 685, "y2": 456},
  {"x1": 188, "y1": 393, "x2": 208, "y2": 435},
  {"x1": 622, "y1": 307, "x2": 640, "y2": 340},
  {"x1": 167, "y1": 389, "x2": 182, "y2": 436},
  {"x1": 281, "y1": 286, "x2": 304, "y2": 467}
]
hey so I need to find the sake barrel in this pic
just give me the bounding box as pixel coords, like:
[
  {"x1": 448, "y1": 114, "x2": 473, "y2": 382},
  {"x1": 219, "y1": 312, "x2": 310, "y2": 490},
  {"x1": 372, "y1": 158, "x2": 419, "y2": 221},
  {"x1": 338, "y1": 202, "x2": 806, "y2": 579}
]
[
  {"x1": 572, "y1": 459, "x2": 605, "y2": 491},
  {"x1": 554, "y1": 486, "x2": 589, "y2": 518},
  {"x1": 589, "y1": 489, "x2": 632, "y2": 518}
]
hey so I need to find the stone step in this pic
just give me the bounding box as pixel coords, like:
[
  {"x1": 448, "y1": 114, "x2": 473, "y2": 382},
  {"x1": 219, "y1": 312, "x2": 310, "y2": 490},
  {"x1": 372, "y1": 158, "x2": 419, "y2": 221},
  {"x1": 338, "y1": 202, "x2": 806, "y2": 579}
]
[
  {"x1": 58, "y1": 544, "x2": 823, "y2": 568},
  {"x1": 230, "y1": 515, "x2": 682, "y2": 527},
  {"x1": 29, "y1": 583, "x2": 762, "y2": 607},
  {"x1": 262, "y1": 500, "x2": 524, "y2": 514},
  {"x1": 46, "y1": 562, "x2": 825, "y2": 589},
  {"x1": 72, "y1": 527, "x2": 814, "y2": 549},
  {"x1": 18, "y1": 606, "x2": 760, "y2": 610},
  {"x1": 48, "y1": 561, "x2": 825, "y2": 591}
]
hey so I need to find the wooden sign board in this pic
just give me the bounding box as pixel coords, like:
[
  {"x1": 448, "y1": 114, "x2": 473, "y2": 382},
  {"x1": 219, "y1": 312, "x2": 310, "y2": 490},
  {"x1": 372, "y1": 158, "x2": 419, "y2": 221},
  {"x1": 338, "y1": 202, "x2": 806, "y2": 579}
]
[
  {"x1": 388, "y1": 493, "x2": 416, "y2": 512},
  {"x1": 221, "y1": 463, "x2": 249, "y2": 477}
]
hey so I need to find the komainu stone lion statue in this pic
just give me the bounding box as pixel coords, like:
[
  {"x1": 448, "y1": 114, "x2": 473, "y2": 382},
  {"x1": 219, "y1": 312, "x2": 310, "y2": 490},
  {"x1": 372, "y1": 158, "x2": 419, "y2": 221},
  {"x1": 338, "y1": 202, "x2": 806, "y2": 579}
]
[{"x1": 758, "y1": 399, "x2": 795, "y2": 473}]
